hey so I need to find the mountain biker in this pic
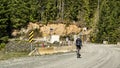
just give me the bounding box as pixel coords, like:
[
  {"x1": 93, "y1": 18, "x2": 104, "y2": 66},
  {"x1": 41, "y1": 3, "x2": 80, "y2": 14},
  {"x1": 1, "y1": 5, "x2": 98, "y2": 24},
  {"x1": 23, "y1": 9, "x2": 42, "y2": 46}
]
[{"x1": 76, "y1": 37, "x2": 82, "y2": 58}]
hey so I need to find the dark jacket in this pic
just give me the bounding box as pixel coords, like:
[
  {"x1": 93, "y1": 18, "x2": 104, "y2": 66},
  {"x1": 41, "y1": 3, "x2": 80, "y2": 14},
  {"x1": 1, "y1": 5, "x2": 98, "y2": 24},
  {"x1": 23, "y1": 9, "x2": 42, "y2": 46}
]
[{"x1": 76, "y1": 38, "x2": 82, "y2": 46}]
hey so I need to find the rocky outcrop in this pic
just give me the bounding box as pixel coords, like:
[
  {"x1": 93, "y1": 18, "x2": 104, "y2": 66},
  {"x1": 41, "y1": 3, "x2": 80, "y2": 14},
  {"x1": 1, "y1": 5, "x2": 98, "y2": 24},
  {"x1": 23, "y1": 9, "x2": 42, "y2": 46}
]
[
  {"x1": 66, "y1": 25, "x2": 80, "y2": 35},
  {"x1": 41, "y1": 24, "x2": 80, "y2": 36},
  {"x1": 27, "y1": 22, "x2": 40, "y2": 30},
  {"x1": 11, "y1": 22, "x2": 82, "y2": 37}
]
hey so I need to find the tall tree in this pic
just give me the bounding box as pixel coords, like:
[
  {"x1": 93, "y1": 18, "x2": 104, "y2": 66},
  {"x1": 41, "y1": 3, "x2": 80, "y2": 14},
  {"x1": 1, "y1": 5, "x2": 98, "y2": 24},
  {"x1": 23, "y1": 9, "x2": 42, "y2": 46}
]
[{"x1": 93, "y1": 0, "x2": 120, "y2": 43}]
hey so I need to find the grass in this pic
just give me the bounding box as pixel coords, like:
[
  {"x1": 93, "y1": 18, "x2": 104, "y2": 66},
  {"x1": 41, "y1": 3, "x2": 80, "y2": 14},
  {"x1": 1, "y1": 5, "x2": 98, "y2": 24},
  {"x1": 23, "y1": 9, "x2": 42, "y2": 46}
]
[{"x1": 0, "y1": 51, "x2": 29, "y2": 60}]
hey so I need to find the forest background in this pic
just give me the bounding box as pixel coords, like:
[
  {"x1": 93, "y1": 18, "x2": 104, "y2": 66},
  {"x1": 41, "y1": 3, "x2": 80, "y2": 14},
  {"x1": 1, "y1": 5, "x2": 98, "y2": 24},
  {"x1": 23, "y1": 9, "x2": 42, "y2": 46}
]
[{"x1": 0, "y1": 0, "x2": 120, "y2": 49}]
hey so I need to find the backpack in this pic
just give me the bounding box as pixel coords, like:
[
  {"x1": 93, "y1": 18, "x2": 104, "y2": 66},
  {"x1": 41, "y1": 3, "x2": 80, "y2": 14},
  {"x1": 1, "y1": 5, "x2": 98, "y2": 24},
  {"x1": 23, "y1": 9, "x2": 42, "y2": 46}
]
[{"x1": 76, "y1": 38, "x2": 82, "y2": 46}]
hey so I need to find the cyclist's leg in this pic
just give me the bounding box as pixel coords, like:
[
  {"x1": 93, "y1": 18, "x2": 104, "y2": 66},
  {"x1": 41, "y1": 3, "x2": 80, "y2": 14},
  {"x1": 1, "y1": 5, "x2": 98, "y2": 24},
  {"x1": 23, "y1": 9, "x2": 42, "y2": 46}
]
[{"x1": 76, "y1": 46, "x2": 80, "y2": 58}]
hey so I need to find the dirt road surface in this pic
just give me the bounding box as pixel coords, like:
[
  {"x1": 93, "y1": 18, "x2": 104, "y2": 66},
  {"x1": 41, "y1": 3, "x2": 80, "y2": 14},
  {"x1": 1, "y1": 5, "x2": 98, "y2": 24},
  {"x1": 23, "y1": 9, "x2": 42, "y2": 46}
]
[{"x1": 0, "y1": 44, "x2": 120, "y2": 68}]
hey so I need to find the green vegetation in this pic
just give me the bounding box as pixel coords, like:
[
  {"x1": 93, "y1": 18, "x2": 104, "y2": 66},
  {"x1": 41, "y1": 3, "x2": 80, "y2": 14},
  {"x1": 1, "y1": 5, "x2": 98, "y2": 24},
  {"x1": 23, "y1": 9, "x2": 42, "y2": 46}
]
[
  {"x1": 0, "y1": 0, "x2": 120, "y2": 47},
  {"x1": 92, "y1": 0, "x2": 120, "y2": 44},
  {"x1": 0, "y1": 52, "x2": 28, "y2": 60}
]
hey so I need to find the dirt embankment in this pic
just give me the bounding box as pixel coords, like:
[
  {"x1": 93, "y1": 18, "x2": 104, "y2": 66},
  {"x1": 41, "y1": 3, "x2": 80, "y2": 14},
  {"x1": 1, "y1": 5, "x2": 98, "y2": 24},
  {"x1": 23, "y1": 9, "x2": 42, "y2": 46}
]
[{"x1": 12, "y1": 22, "x2": 81, "y2": 37}]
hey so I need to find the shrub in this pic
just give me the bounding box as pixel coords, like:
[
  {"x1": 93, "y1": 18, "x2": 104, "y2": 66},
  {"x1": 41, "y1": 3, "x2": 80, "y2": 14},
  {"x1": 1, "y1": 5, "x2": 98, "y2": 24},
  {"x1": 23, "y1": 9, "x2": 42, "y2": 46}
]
[{"x1": 0, "y1": 43, "x2": 6, "y2": 50}]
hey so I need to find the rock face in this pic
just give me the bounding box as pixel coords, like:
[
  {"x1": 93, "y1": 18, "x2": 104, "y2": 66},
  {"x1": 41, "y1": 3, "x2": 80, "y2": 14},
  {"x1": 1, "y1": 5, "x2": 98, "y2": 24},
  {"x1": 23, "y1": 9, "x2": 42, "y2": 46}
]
[
  {"x1": 66, "y1": 25, "x2": 80, "y2": 35},
  {"x1": 12, "y1": 30, "x2": 20, "y2": 37},
  {"x1": 40, "y1": 24, "x2": 80, "y2": 36},
  {"x1": 27, "y1": 22, "x2": 40, "y2": 30},
  {"x1": 12, "y1": 22, "x2": 81, "y2": 37},
  {"x1": 36, "y1": 23, "x2": 81, "y2": 36}
]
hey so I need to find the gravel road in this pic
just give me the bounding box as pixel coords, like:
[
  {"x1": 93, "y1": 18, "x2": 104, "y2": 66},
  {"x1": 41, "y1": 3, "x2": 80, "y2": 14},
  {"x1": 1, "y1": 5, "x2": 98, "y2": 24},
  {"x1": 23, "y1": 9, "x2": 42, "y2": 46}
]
[{"x1": 0, "y1": 44, "x2": 120, "y2": 68}]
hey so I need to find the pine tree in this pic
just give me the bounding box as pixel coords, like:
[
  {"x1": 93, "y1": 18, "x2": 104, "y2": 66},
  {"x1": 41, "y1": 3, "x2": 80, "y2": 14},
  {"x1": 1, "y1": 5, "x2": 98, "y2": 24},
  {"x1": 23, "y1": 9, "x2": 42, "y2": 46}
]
[{"x1": 94, "y1": 0, "x2": 120, "y2": 43}]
